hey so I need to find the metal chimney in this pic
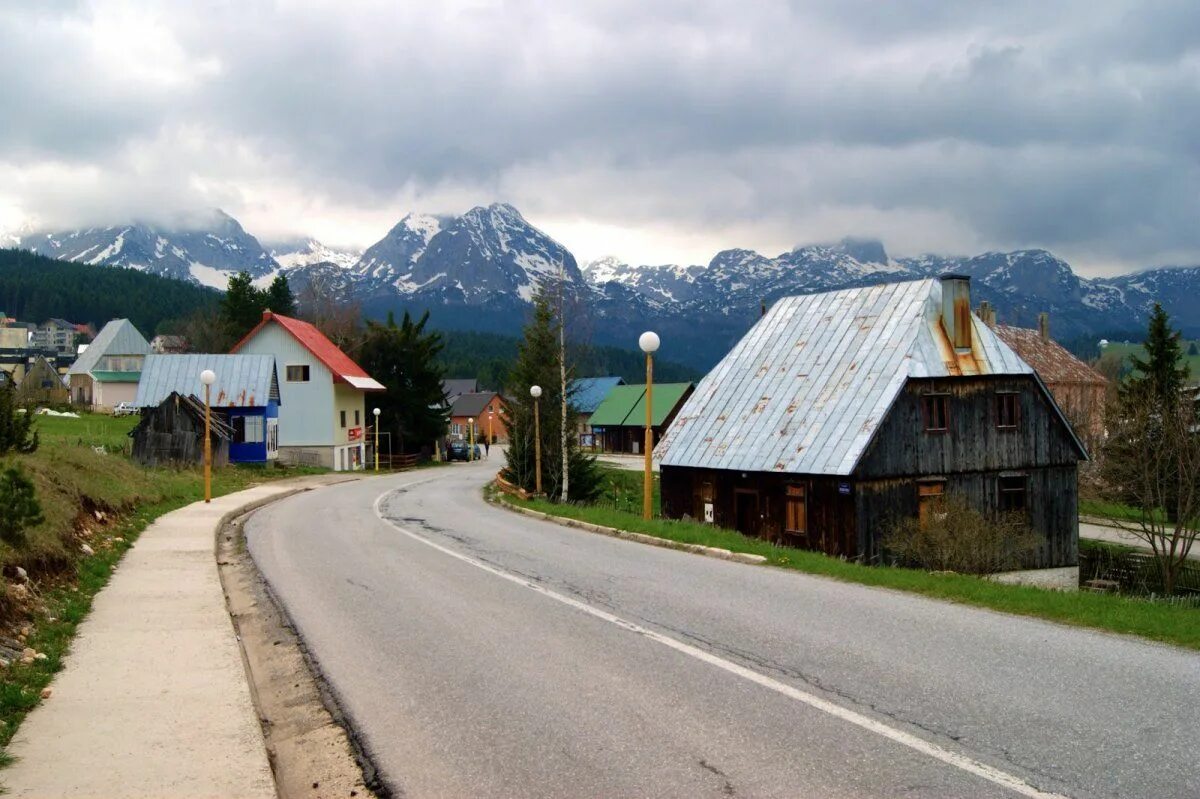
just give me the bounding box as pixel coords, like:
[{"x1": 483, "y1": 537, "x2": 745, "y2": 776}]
[
  {"x1": 1038, "y1": 312, "x2": 1050, "y2": 342},
  {"x1": 939, "y1": 274, "x2": 972, "y2": 350}
]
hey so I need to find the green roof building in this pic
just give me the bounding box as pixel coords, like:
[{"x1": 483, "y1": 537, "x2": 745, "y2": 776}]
[{"x1": 588, "y1": 382, "x2": 694, "y2": 454}]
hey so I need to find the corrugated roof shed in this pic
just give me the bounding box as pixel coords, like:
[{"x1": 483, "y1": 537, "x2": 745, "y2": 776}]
[
  {"x1": 135, "y1": 354, "x2": 279, "y2": 408},
  {"x1": 570, "y1": 376, "x2": 625, "y2": 414},
  {"x1": 68, "y1": 319, "x2": 150, "y2": 376},
  {"x1": 657, "y1": 279, "x2": 1052, "y2": 476},
  {"x1": 994, "y1": 325, "x2": 1107, "y2": 386}
]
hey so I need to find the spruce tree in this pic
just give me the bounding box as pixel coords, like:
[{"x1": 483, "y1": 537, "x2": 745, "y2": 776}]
[
  {"x1": 1127, "y1": 304, "x2": 1189, "y2": 405},
  {"x1": 221, "y1": 271, "x2": 266, "y2": 341},
  {"x1": 265, "y1": 274, "x2": 297, "y2": 316},
  {"x1": 358, "y1": 311, "x2": 449, "y2": 454},
  {"x1": 503, "y1": 288, "x2": 599, "y2": 501},
  {"x1": 0, "y1": 465, "x2": 43, "y2": 547},
  {"x1": 0, "y1": 383, "x2": 38, "y2": 455}
]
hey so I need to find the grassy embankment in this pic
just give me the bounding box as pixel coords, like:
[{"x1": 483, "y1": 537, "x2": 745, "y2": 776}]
[
  {"x1": 500, "y1": 467, "x2": 1199, "y2": 650},
  {"x1": 0, "y1": 412, "x2": 326, "y2": 763}
]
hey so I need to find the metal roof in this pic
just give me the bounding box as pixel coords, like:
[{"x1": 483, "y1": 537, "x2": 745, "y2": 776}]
[
  {"x1": 442, "y1": 378, "x2": 479, "y2": 401},
  {"x1": 135, "y1": 354, "x2": 279, "y2": 408},
  {"x1": 570, "y1": 376, "x2": 625, "y2": 414},
  {"x1": 657, "y1": 279, "x2": 1047, "y2": 476},
  {"x1": 627, "y1": 383, "x2": 694, "y2": 427},
  {"x1": 232, "y1": 312, "x2": 384, "y2": 391},
  {"x1": 68, "y1": 319, "x2": 150, "y2": 376},
  {"x1": 449, "y1": 392, "x2": 502, "y2": 418},
  {"x1": 588, "y1": 385, "x2": 648, "y2": 427},
  {"x1": 91, "y1": 371, "x2": 142, "y2": 383}
]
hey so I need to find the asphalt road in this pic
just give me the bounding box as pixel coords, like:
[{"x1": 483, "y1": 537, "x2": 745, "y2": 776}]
[{"x1": 246, "y1": 460, "x2": 1199, "y2": 799}]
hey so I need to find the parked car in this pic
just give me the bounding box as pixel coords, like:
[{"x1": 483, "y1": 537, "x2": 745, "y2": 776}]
[
  {"x1": 112, "y1": 402, "x2": 138, "y2": 417},
  {"x1": 447, "y1": 440, "x2": 482, "y2": 461}
]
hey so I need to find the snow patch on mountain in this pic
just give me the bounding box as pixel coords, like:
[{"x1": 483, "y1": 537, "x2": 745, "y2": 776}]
[{"x1": 269, "y1": 238, "x2": 361, "y2": 270}]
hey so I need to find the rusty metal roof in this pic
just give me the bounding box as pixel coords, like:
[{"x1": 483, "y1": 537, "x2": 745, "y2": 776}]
[
  {"x1": 135, "y1": 354, "x2": 279, "y2": 409},
  {"x1": 994, "y1": 325, "x2": 1107, "y2": 386},
  {"x1": 657, "y1": 279, "x2": 1040, "y2": 476}
]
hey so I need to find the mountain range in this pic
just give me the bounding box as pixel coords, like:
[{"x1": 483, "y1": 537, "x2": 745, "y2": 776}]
[{"x1": 7, "y1": 204, "x2": 1198, "y2": 369}]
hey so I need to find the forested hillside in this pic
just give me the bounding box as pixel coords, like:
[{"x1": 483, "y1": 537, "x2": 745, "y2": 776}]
[{"x1": 0, "y1": 248, "x2": 219, "y2": 334}]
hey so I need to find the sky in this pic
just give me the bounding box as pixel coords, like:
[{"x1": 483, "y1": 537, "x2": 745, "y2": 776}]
[{"x1": 1, "y1": 1, "x2": 1198, "y2": 276}]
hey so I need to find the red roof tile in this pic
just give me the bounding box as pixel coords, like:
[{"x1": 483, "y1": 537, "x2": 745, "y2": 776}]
[
  {"x1": 994, "y1": 325, "x2": 1107, "y2": 386},
  {"x1": 232, "y1": 312, "x2": 384, "y2": 390}
]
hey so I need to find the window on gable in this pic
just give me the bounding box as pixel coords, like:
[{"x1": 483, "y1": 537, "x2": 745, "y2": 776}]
[
  {"x1": 355, "y1": 409, "x2": 360, "y2": 426},
  {"x1": 996, "y1": 392, "x2": 1020, "y2": 430},
  {"x1": 784, "y1": 484, "x2": 807, "y2": 535},
  {"x1": 922, "y1": 394, "x2": 950, "y2": 432},
  {"x1": 998, "y1": 475, "x2": 1027, "y2": 513},
  {"x1": 286, "y1": 365, "x2": 310, "y2": 382},
  {"x1": 340, "y1": 410, "x2": 347, "y2": 428}
]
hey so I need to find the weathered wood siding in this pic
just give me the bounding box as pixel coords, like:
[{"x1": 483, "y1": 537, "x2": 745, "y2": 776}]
[{"x1": 131, "y1": 399, "x2": 230, "y2": 468}]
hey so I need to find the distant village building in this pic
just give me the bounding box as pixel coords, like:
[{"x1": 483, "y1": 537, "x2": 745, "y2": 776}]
[
  {"x1": 150, "y1": 334, "x2": 189, "y2": 354},
  {"x1": 130, "y1": 392, "x2": 232, "y2": 468},
  {"x1": 31, "y1": 318, "x2": 91, "y2": 354},
  {"x1": 232, "y1": 311, "x2": 384, "y2": 471},
  {"x1": 657, "y1": 277, "x2": 1088, "y2": 569},
  {"x1": 136, "y1": 354, "x2": 281, "y2": 463},
  {"x1": 589, "y1": 382, "x2": 694, "y2": 454},
  {"x1": 442, "y1": 378, "x2": 478, "y2": 404},
  {"x1": 67, "y1": 319, "x2": 150, "y2": 411},
  {"x1": 449, "y1": 392, "x2": 509, "y2": 443},
  {"x1": 989, "y1": 310, "x2": 1108, "y2": 443},
  {"x1": 570, "y1": 376, "x2": 625, "y2": 447},
  {"x1": 15, "y1": 355, "x2": 68, "y2": 406}
]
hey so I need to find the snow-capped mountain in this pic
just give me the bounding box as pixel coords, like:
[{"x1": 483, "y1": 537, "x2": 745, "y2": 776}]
[
  {"x1": 21, "y1": 210, "x2": 277, "y2": 289},
  {"x1": 267, "y1": 238, "x2": 361, "y2": 270}
]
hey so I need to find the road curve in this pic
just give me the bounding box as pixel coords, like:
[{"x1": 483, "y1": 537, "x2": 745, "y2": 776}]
[{"x1": 246, "y1": 460, "x2": 1198, "y2": 799}]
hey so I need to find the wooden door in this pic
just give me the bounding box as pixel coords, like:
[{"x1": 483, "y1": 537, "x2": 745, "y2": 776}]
[{"x1": 734, "y1": 489, "x2": 759, "y2": 537}]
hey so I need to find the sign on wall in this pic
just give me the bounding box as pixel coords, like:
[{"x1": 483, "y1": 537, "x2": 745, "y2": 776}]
[{"x1": 348, "y1": 427, "x2": 363, "y2": 441}]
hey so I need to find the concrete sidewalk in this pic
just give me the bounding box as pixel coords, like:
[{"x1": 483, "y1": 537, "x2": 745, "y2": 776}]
[{"x1": 3, "y1": 476, "x2": 347, "y2": 798}]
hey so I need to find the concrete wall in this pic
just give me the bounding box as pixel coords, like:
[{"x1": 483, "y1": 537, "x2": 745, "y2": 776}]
[{"x1": 93, "y1": 381, "x2": 137, "y2": 412}]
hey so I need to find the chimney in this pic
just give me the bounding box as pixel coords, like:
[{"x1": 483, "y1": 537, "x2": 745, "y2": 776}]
[
  {"x1": 760, "y1": 299, "x2": 767, "y2": 318},
  {"x1": 939, "y1": 274, "x2": 972, "y2": 350},
  {"x1": 978, "y1": 301, "x2": 995, "y2": 329},
  {"x1": 1038, "y1": 312, "x2": 1050, "y2": 342}
]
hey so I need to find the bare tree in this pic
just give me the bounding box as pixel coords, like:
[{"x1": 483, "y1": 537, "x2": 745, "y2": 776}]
[{"x1": 296, "y1": 274, "x2": 364, "y2": 353}]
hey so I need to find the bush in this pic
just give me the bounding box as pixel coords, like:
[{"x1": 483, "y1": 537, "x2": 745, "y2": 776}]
[
  {"x1": 0, "y1": 465, "x2": 44, "y2": 548},
  {"x1": 0, "y1": 383, "x2": 38, "y2": 455},
  {"x1": 885, "y1": 494, "x2": 1038, "y2": 574}
]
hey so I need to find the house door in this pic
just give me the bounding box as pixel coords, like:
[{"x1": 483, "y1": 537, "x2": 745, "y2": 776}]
[{"x1": 734, "y1": 489, "x2": 759, "y2": 537}]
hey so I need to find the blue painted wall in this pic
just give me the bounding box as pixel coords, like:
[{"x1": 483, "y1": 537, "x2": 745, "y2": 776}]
[{"x1": 226, "y1": 401, "x2": 279, "y2": 463}]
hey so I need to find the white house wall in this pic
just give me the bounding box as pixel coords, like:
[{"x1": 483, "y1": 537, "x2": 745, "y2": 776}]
[
  {"x1": 238, "y1": 324, "x2": 335, "y2": 447},
  {"x1": 333, "y1": 383, "x2": 367, "y2": 444}
]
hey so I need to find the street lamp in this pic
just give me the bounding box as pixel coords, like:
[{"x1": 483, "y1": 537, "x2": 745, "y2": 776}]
[
  {"x1": 200, "y1": 369, "x2": 216, "y2": 504},
  {"x1": 530, "y1": 385, "x2": 543, "y2": 495},
  {"x1": 638, "y1": 331, "x2": 660, "y2": 520},
  {"x1": 487, "y1": 409, "x2": 494, "y2": 458},
  {"x1": 468, "y1": 417, "x2": 475, "y2": 462},
  {"x1": 373, "y1": 407, "x2": 381, "y2": 471}
]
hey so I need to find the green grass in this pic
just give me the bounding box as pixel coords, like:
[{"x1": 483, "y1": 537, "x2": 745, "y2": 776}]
[
  {"x1": 501, "y1": 474, "x2": 1200, "y2": 651},
  {"x1": 1103, "y1": 340, "x2": 1200, "y2": 381},
  {"x1": 32, "y1": 412, "x2": 138, "y2": 452},
  {"x1": 1079, "y1": 498, "x2": 1158, "y2": 524}
]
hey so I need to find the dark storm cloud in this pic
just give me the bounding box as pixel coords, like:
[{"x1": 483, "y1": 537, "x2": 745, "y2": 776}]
[{"x1": 1, "y1": 0, "x2": 1198, "y2": 271}]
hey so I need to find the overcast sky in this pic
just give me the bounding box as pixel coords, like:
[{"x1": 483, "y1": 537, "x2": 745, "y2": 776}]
[{"x1": 1, "y1": 1, "x2": 1197, "y2": 275}]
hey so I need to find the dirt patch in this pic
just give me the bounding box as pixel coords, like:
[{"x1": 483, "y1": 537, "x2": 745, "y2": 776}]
[{"x1": 219, "y1": 506, "x2": 382, "y2": 799}]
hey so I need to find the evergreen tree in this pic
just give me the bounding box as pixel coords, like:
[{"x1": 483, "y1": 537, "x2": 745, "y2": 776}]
[
  {"x1": 264, "y1": 274, "x2": 297, "y2": 316},
  {"x1": 1189, "y1": 341, "x2": 1198, "y2": 357},
  {"x1": 0, "y1": 465, "x2": 43, "y2": 547},
  {"x1": 358, "y1": 311, "x2": 449, "y2": 454},
  {"x1": 221, "y1": 271, "x2": 266, "y2": 341},
  {"x1": 0, "y1": 383, "x2": 38, "y2": 455},
  {"x1": 502, "y1": 289, "x2": 600, "y2": 501},
  {"x1": 1127, "y1": 304, "x2": 1189, "y2": 406}
]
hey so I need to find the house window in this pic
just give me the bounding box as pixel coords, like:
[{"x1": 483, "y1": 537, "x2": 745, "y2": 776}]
[
  {"x1": 922, "y1": 394, "x2": 950, "y2": 432},
  {"x1": 355, "y1": 409, "x2": 360, "y2": 426},
  {"x1": 784, "y1": 484, "x2": 807, "y2": 535},
  {"x1": 998, "y1": 475, "x2": 1027, "y2": 513},
  {"x1": 231, "y1": 416, "x2": 264, "y2": 444},
  {"x1": 996, "y1": 392, "x2": 1020, "y2": 430},
  {"x1": 267, "y1": 419, "x2": 278, "y2": 454},
  {"x1": 340, "y1": 410, "x2": 347, "y2": 428},
  {"x1": 286, "y1": 365, "x2": 310, "y2": 382},
  {"x1": 918, "y1": 481, "x2": 945, "y2": 527}
]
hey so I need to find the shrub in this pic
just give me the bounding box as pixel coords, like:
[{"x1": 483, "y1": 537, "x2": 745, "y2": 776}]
[
  {"x1": 0, "y1": 383, "x2": 38, "y2": 455},
  {"x1": 885, "y1": 494, "x2": 1038, "y2": 574},
  {"x1": 0, "y1": 465, "x2": 44, "y2": 548}
]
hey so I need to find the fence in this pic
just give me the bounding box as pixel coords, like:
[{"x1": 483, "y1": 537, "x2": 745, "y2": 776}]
[{"x1": 1079, "y1": 544, "x2": 1200, "y2": 601}]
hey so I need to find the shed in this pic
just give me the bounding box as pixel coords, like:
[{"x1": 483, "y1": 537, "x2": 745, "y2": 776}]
[
  {"x1": 656, "y1": 277, "x2": 1087, "y2": 568},
  {"x1": 589, "y1": 382, "x2": 694, "y2": 454},
  {"x1": 130, "y1": 392, "x2": 232, "y2": 468},
  {"x1": 136, "y1": 354, "x2": 281, "y2": 463}
]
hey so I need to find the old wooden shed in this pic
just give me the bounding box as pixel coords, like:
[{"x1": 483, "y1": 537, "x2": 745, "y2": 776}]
[
  {"x1": 130, "y1": 392, "x2": 232, "y2": 468},
  {"x1": 656, "y1": 276, "x2": 1088, "y2": 568}
]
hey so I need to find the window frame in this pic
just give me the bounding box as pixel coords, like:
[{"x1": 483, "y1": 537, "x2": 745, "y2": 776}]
[
  {"x1": 998, "y1": 474, "x2": 1028, "y2": 513},
  {"x1": 784, "y1": 483, "x2": 807, "y2": 535},
  {"x1": 995, "y1": 391, "x2": 1020, "y2": 431},
  {"x1": 921, "y1": 393, "x2": 951, "y2": 433},
  {"x1": 285, "y1": 364, "x2": 310, "y2": 383},
  {"x1": 339, "y1": 410, "x2": 347, "y2": 429},
  {"x1": 917, "y1": 480, "x2": 946, "y2": 527}
]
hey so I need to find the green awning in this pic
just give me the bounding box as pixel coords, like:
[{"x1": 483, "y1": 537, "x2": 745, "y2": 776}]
[
  {"x1": 587, "y1": 384, "x2": 645, "y2": 427},
  {"x1": 91, "y1": 371, "x2": 142, "y2": 383},
  {"x1": 627, "y1": 383, "x2": 693, "y2": 427}
]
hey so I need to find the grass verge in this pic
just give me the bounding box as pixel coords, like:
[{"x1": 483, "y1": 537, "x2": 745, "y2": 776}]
[{"x1": 499, "y1": 478, "x2": 1199, "y2": 651}]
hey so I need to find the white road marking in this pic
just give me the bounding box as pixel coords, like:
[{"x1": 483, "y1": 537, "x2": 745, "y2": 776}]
[{"x1": 372, "y1": 487, "x2": 1069, "y2": 799}]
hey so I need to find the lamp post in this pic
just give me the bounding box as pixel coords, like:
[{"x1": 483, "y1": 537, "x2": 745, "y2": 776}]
[
  {"x1": 373, "y1": 407, "x2": 381, "y2": 471},
  {"x1": 638, "y1": 331, "x2": 660, "y2": 520},
  {"x1": 530, "y1": 385, "x2": 543, "y2": 495},
  {"x1": 487, "y1": 409, "x2": 494, "y2": 458},
  {"x1": 468, "y1": 417, "x2": 475, "y2": 462},
  {"x1": 200, "y1": 369, "x2": 216, "y2": 504}
]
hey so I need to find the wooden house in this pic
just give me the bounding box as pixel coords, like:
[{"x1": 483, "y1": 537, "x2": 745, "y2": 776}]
[
  {"x1": 135, "y1": 354, "x2": 280, "y2": 463},
  {"x1": 15, "y1": 355, "x2": 68, "y2": 406},
  {"x1": 67, "y1": 319, "x2": 149, "y2": 411},
  {"x1": 130, "y1": 392, "x2": 232, "y2": 468},
  {"x1": 449, "y1": 392, "x2": 509, "y2": 443},
  {"x1": 570, "y1": 376, "x2": 625, "y2": 447},
  {"x1": 589, "y1": 382, "x2": 694, "y2": 454},
  {"x1": 232, "y1": 311, "x2": 385, "y2": 471},
  {"x1": 656, "y1": 277, "x2": 1088, "y2": 569}
]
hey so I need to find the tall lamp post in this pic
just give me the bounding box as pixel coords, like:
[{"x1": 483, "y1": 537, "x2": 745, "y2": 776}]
[
  {"x1": 530, "y1": 385, "x2": 543, "y2": 495},
  {"x1": 638, "y1": 331, "x2": 660, "y2": 520},
  {"x1": 468, "y1": 417, "x2": 475, "y2": 462},
  {"x1": 487, "y1": 409, "x2": 494, "y2": 458},
  {"x1": 373, "y1": 407, "x2": 381, "y2": 471},
  {"x1": 200, "y1": 369, "x2": 216, "y2": 504}
]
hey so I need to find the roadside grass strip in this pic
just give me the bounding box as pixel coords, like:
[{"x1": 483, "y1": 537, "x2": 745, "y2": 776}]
[{"x1": 497, "y1": 490, "x2": 1200, "y2": 651}]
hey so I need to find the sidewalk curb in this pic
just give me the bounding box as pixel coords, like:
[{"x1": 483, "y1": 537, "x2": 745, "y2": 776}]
[{"x1": 488, "y1": 490, "x2": 768, "y2": 565}]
